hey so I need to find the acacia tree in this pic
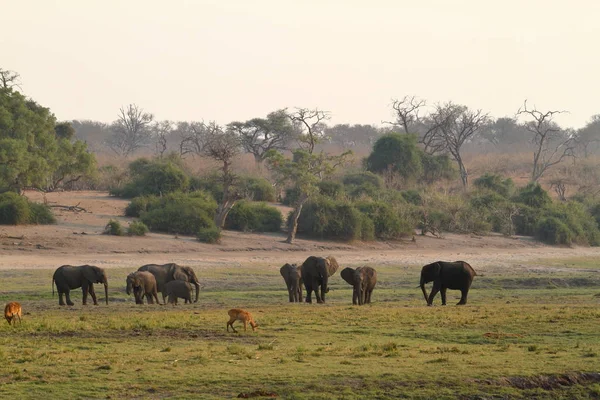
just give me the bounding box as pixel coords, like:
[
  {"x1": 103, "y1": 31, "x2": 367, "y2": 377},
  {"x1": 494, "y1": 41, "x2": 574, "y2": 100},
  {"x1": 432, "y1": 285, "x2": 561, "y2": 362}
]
[
  {"x1": 387, "y1": 95, "x2": 426, "y2": 134},
  {"x1": 201, "y1": 123, "x2": 242, "y2": 228},
  {"x1": 266, "y1": 107, "x2": 351, "y2": 244},
  {"x1": 228, "y1": 109, "x2": 296, "y2": 169},
  {"x1": 177, "y1": 121, "x2": 210, "y2": 157},
  {"x1": 516, "y1": 101, "x2": 576, "y2": 182},
  {"x1": 152, "y1": 120, "x2": 174, "y2": 158},
  {"x1": 0, "y1": 68, "x2": 21, "y2": 90},
  {"x1": 108, "y1": 104, "x2": 154, "y2": 157},
  {"x1": 576, "y1": 115, "x2": 600, "y2": 158},
  {"x1": 430, "y1": 102, "x2": 489, "y2": 188}
]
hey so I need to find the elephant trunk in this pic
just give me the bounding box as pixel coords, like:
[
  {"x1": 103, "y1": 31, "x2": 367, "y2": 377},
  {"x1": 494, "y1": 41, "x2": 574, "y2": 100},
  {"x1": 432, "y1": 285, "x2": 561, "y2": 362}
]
[
  {"x1": 126, "y1": 279, "x2": 132, "y2": 296},
  {"x1": 104, "y1": 279, "x2": 109, "y2": 305},
  {"x1": 193, "y1": 281, "x2": 200, "y2": 303},
  {"x1": 420, "y1": 279, "x2": 428, "y2": 304}
]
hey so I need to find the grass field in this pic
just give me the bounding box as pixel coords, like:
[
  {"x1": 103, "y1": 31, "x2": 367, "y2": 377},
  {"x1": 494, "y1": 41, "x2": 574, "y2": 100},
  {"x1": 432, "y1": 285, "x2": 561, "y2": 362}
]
[{"x1": 0, "y1": 259, "x2": 599, "y2": 399}]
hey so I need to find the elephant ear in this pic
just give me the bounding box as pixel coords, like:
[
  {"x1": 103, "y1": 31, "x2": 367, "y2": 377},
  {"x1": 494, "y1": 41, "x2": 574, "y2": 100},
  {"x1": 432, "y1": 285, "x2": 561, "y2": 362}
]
[
  {"x1": 340, "y1": 267, "x2": 355, "y2": 285},
  {"x1": 173, "y1": 268, "x2": 188, "y2": 281},
  {"x1": 83, "y1": 265, "x2": 101, "y2": 283},
  {"x1": 280, "y1": 264, "x2": 290, "y2": 277}
]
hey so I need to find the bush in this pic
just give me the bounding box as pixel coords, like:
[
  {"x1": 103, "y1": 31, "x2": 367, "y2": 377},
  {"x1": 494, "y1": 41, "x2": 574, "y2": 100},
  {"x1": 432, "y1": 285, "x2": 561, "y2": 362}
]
[
  {"x1": 197, "y1": 227, "x2": 221, "y2": 244},
  {"x1": 189, "y1": 175, "x2": 223, "y2": 202},
  {"x1": 317, "y1": 181, "x2": 344, "y2": 199},
  {"x1": 343, "y1": 172, "x2": 383, "y2": 189},
  {"x1": 104, "y1": 219, "x2": 124, "y2": 236},
  {"x1": 545, "y1": 202, "x2": 600, "y2": 246},
  {"x1": 125, "y1": 195, "x2": 161, "y2": 217},
  {"x1": 111, "y1": 160, "x2": 189, "y2": 198},
  {"x1": 140, "y1": 192, "x2": 217, "y2": 235},
  {"x1": 295, "y1": 197, "x2": 364, "y2": 241},
  {"x1": 225, "y1": 201, "x2": 283, "y2": 232},
  {"x1": 514, "y1": 183, "x2": 552, "y2": 209},
  {"x1": 513, "y1": 205, "x2": 542, "y2": 236},
  {"x1": 0, "y1": 192, "x2": 30, "y2": 224},
  {"x1": 238, "y1": 176, "x2": 276, "y2": 202},
  {"x1": 473, "y1": 173, "x2": 515, "y2": 197},
  {"x1": 536, "y1": 217, "x2": 572, "y2": 245},
  {"x1": 356, "y1": 201, "x2": 413, "y2": 240},
  {"x1": 28, "y1": 202, "x2": 56, "y2": 224},
  {"x1": 421, "y1": 153, "x2": 456, "y2": 183},
  {"x1": 283, "y1": 187, "x2": 301, "y2": 206},
  {"x1": 127, "y1": 221, "x2": 149, "y2": 236},
  {"x1": 401, "y1": 190, "x2": 423, "y2": 206}
]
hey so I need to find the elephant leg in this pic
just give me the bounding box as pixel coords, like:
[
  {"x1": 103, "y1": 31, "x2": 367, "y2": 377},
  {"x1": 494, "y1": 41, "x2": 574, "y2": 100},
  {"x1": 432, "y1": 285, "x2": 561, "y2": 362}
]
[
  {"x1": 440, "y1": 287, "x2": 447, "y2": 306},
  {"x1": 153, "y1": 292, "x2": 160, "y2": 304},
  {"x1": 88, "y1": 284, "x2": 98, "y2": 305},
  {"x1": 315, "y1": 284, "x2": 323, "y2": 304},
  {"x1": 457, "y1": 289, "x2": 469, "y2": 305},
  {"x1": 64, "y1": 290, "x2": 74, "y2": 306},
  {"x1": 427, "y1": 282, "x2": 441, "y2": 306},
  {"x1": 146, "y1": 294, "x2": 153, "y2": 304},
  {"x1": 305, "y1": 286, "x2": 313, "y2": 303},
  {"x1": 319, "y1": 284, "x2": 326, "y2": 304},
  {"x1": 58, "y1": 291, "x2": 66, "y2": 306},
  {"x1": 352, "y1": 287, "x2": 358, "y2": 305}
]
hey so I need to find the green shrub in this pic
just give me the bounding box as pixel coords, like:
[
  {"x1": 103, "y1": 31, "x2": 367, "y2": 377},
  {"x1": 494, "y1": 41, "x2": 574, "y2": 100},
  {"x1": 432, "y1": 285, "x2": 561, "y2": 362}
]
[
  {"x1": 225, "y1": 201, "x2": 282, "y2": 232},
  {"x1": 127, "y1": 221, "x2": 149, "y2": 236},
  {"x1": 125, "y1": 195, "x2": 161, "y2": 217},
  {"x1": 104, "y1": 219, "x2": 125, "y2": 236},
  {"x1": 28, "y1": 202, "x2": 56, "y2": 224},
  {"x1": 514, "y1": 183, "x2": 552, "y2": 208},
  {"x1": 356, "y1": 201, "x2": 413, "y2": 240},
  {"x1": 197, "y1": 227, "x2": 221, "y2": 244},
  {"x1": 111, "y1": 160, "x2": 189, "y2": 198},
  {"x1": 513, "y1": 205, "x2": 542, "y2": 236},
  {"x1": 0, "y1": 192, "x2": 30, "y2": 225},
  {"x1": 295, "y1": 197, "x2": 364, "y2": 241},
  {"x1": 318, "y1": 181, "x2": 344, "y2": 199},
  {"x1": 343, "y1": 172, "x2": 383, "y2": 189},
  {"x1": 238, "y1": 176, "x2": 276, "y2": 202},
  {"x1": 140, "y1": 192, "x2": 217, "y2": 235},
  {"x1": 359, "y1": 214, "x2": 376, "y2": 241},
  {"x1": 189, "y1": 175, "x2": 223, "y2": 202},
  {"x1": 473, "y1": 173, "x2": 515, "y2": 197},
  {"x1": 401, "y1": 190, "x2": 423, "y2": 206},
  {"x1": 421, "y1": 153, "x2": 456, "y2": 183},
  {"x1": 545, "y1": 202, "x2": 600, "y2": 246},
  {"x1": 535, "y1": 217, "x2": 572, "y2": 245},
  {"x1": 283, "y1": 187, "x2": 301, "y2": 206}
]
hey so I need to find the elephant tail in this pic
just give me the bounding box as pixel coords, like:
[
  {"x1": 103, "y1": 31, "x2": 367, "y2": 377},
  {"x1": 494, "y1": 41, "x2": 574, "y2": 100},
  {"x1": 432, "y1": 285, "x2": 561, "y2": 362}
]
[{"x1": 52, "y1": 277, "x2": 55, "y2": 297}]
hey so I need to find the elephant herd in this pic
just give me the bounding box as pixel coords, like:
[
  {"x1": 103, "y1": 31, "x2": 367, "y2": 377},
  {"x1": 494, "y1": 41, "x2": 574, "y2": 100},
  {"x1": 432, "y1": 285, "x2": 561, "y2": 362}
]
[{"x1": 49, "y1": 258, "x2": 477, "y2": 308}]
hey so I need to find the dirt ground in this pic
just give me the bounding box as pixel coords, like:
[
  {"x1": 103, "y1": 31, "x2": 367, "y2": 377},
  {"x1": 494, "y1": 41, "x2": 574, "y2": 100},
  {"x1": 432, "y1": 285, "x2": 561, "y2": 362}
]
[{"x1": 1, "y1": 190, "x2": 599, "y2": 271}]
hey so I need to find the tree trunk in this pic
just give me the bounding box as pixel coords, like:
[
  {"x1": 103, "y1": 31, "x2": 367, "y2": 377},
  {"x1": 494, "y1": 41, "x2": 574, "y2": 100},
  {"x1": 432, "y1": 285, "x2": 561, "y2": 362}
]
[
  {"x1": 254, "y1": 154, "x2": 263, "y2": 172},
  {"x1": 285, "y1": 193, "x2": 309, "y2": 244},
  {"x1": 215, "y1": 199, "x2": 236, "y2": 228},
  {"x1": 457, "y1": 158, "x2": 468, "y2": 189}
]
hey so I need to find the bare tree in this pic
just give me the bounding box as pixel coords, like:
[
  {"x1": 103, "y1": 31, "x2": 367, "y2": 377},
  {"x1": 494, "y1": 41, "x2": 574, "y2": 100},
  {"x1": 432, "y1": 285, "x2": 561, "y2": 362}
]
[
  {"x1": 152, "y1": 120, "x2": 174, "y2": 158},
  {"x1": 516, "y1": 100, "x2": 576, "y2": 182},
  {"x1": 0, "y1": 68, "x2": 22, "y2": 90},
  {"x1": 107, "y1": 104, "x2": 154, "y2": 157},
  {"x1": 201, "y1": 124, "x2": 242, "y2": 228},
  {"x1": 228, "y1": 109, "x2": 296, "y2": 169},
  {"x1": 431, "y1": 102, "x2": 489, "y2": 188},
  {"x1": 385, "y1": 95, "x2": 426, "y2": 134},
  {"x1": 289, "y1": 108, "x2": 330, "y2": 154}
]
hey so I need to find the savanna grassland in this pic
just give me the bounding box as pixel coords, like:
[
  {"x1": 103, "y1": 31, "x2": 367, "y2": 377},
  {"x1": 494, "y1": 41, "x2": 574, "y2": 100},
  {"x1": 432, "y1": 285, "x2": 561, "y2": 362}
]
[{"x1": 1, "y1": 258, "x2": 599, "y2": 400}]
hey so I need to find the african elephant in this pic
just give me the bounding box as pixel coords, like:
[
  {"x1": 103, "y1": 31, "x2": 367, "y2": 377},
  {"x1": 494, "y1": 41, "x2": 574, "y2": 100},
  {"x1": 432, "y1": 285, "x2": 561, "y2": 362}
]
[
  {"x1": 301, "y1": 256, "x2": 339, "y2": 304},
  {"x1": 165, "y1": 280, "x2": 193, "y2": 305},
  {"x1": 137, "y1": 263, "x2": 200, "y2": 304},
  {"x1": 341, "y1": 266, "x2": 377, "y2": 305},
  {"x1": 420, "y1": 261, "x2": 476, "y2": 306},
  {"x1": 126, "y1": 271, "x2": 160, "y2": 304},
  {"x1": 280, "y1": 263, "x2": 303, "y2": 302},
  {"x1": 52, "y1": 265, "x2": 108, "y2": 306}
]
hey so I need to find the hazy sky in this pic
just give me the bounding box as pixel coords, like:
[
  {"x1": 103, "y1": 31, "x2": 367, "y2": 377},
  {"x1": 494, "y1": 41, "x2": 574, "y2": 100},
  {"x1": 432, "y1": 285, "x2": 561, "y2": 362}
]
[{"x1": 2, "y1": 1, "x2": 599, "y2": 128}]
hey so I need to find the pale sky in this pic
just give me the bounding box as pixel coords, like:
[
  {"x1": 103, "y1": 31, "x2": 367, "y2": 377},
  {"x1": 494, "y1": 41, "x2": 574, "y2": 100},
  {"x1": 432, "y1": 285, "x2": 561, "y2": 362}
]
[{"x1": 2, "y1": 1, "x2": 599, "y2": 129}]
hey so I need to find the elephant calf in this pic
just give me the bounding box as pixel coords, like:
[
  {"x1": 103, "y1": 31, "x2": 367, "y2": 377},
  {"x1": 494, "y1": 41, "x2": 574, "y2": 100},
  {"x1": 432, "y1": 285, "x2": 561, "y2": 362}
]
[
  {"x1": 165, "y1": 280, "x2": 193, "y2": 305},
  {"x1": 280, "y1": 263, "x2": 303, "y2": 302},
  {"x1": 126, "y1": 271, "x2": 160, "y2": 304},
  {"x1": 52, "y1": 265, "x2": 108, "y2": 306},
  {"x1": 341, "y1": 266, "x2": 377, "y2": 305}
]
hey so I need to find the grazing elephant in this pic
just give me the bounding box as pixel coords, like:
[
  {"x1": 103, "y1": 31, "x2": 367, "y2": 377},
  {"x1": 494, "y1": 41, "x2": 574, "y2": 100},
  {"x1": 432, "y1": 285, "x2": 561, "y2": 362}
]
[
  {"x1": 341, "y1": 266, "x2": 377, "y2": 305},
  {"x1": 420, "y1": 261, "x2": 476, "y2": 306},
  {"x1": 280, "y1": 263, "x2": 303, "y2": 302},
  {"x1": 137, "y1": 263, "x2": 200, "y2": 304},
  {"x1": 126, "y1": 271, "x2": 160, "y2": 304},
  {"x1": 165, "y1": 280, "x2": 193, "y2": 305},
  {"x1": 52, "y1": 265, "x2": 108, "y2": 306},
  {"x1": 301, "y1": 256, "x2": 339, "y2": 304}
]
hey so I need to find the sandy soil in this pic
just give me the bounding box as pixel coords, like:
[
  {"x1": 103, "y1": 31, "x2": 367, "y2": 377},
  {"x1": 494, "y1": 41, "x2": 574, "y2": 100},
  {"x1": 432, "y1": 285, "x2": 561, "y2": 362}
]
[{"x1": 1, "y1": 190, "x2": 599, "y2": 271}]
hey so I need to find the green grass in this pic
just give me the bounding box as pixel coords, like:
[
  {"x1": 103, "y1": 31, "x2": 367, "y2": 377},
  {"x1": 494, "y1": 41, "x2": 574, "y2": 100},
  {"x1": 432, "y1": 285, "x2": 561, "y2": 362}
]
[{"x1": 0, "y1": 258, "x2": 599, "y2": 399}]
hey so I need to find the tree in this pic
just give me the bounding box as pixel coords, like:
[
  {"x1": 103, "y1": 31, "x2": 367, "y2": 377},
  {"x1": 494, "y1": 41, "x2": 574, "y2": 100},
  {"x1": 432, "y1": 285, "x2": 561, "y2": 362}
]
[
  {"x1": 54, "y1": 121, "x2": 75, "y2": 140},
  {"x1": 177, "y1": 121, "x2": 210, "y2": 157},
  {"x1": 228, "y1": 109, "x2": 296, "y2": 169},
  {"x1": 201, "y1": 123, "x2": 242, "y2": 228},
  {"x1": 478, "y1": 117, "x2": 530, "y2": 150},
  {"x1": 289, "y1": 108, "x2": 329, "y2": 154},
  {"x1": 152, "y1": 120, "x2": 174, "y2": 158},
  {"x1": 576, "y1": 115, "x2": 600, "y2": 158},
  {"x1": 0, "y1": 86, "x2": 96, "y2": 192},
  {"x1": 107, "y1": 104, "x2": 154, "y2": 157},
  {"x1": 430, "y1": 102, "x2": 489, "y2": 188},
  {"x1": 516, "y1": 100, "x2": 576, "y2": 182},
  {"x1": 386, "y1": 95, "x2": 426, "y2": 134},
  {"x1": 365, "y1": 133, "x2": 423, "y2": 185},
  {"x1": 0, "y1": 68, "x2": 22, "y2": 90},
  {"x1": 325, "y1": 124, "x2": 383, "y2": 147}
]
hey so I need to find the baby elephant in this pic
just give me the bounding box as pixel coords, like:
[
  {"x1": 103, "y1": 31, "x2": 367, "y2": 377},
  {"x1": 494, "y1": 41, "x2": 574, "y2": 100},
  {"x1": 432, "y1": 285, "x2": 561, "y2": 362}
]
[
  {"x1": 126, "y1": 271, "x2": 160, "y2": 304},
  {"x1": 4, "y1": 302, "x2": 22, "y2": 325},
  {"x1": 165, "y1": 280, "x2": 193, "y2": 305},
  {"x1": 226, "y1": 308, "x2": 258, "y2": 333}
]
